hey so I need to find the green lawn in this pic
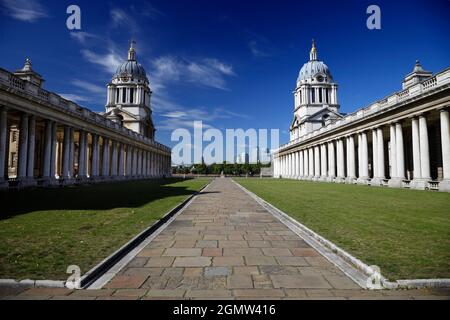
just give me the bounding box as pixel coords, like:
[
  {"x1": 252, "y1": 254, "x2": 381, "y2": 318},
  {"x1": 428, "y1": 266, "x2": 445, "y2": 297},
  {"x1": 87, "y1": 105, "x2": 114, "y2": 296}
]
[
  {"x1": 0, "y1": 178, "x2": 210, "y2": 280},
  {"x1": 234, "y1": 178, "x2": 450, "y2": 280}
]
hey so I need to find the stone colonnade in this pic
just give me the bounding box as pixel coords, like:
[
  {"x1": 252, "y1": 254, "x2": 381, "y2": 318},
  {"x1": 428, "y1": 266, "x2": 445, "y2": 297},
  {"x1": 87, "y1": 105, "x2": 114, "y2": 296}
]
[
  {"x1": 0, "y1": 107, "x2": 171, "y2": 189},
  {"x1": 274, "y1": 108, "x2": 450, "y2": 192}
]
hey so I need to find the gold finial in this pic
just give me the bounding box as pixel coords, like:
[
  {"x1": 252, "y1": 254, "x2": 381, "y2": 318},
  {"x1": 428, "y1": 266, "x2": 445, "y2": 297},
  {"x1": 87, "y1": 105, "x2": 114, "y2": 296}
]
[{"x1": 309, "y1": 39, "x2": 317, "y2": 61}]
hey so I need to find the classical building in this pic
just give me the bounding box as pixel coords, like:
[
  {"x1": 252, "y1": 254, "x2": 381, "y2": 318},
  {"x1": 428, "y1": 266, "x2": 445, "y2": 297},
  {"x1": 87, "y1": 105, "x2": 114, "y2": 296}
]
[
  {"x1": 273, "y1": 41, "x2": 450, "y2": 192},
  {"x1": 0, "y1": 43, "x2": 171, "y2": 190}
]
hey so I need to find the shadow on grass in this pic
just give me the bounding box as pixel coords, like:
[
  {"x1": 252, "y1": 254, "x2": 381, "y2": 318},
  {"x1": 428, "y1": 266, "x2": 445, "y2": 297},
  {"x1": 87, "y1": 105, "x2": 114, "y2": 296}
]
[{"x1": 0, "y1": 178, "x2": 217, "y2": 219}]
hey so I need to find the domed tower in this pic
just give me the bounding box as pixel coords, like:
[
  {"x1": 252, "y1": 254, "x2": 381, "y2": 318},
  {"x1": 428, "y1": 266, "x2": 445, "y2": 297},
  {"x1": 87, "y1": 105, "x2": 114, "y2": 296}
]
[
  {"x1": 105, "y1": 41, "x2": 155, "y2": 140},
  {"x1": 290, "y1": 40, "x2": 342, "y2": 141}
]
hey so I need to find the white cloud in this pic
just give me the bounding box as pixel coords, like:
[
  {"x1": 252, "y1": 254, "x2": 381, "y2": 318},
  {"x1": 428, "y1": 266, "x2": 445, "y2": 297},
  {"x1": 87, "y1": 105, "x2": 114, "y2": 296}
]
[
  {"x1": 0, "y1": 0, "x2": 47, "y2": 22},
  {"x1": 70, "y1": 32, "x2": 99, "y2": 45},
  {"x1": 152, "y1": 56, "x2": 235, "y2": 90},
  {"x1": 249, "y1": 40, "x2": 271, "y2": 58},
  {"x1": 72, "y1": 79, "x2": 105, "y2": 94},
  {"x1": 81, "y1": 49, "x2": 122, "y2": 74},
  {"x1": 59, "y1": 93, "x2": 91, "y2": 103},
  {"x1": 110, "y1": 7, "x2": 139, "y2": 34}
]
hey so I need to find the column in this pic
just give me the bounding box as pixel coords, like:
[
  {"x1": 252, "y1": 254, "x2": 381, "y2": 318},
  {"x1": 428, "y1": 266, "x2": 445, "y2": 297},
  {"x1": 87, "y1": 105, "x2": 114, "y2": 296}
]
[
  {"x1": 26, "y1": 115, "x2": 36, "y2": 181},
  {"x1": 111, "y1": 141, "x2": 118, "y2": 177},
  {"x1": 299, "y1": 150, "x2": 304, "y2": 178},
  {"x1": 346, "y1": 135, "x2": 356, "y2": 182},
  {"x1": 419, "y1": 115, "x2": 430, "y2": 180},
  {"x1": 78, "y1": 130, "x2": 87, "y2": 178},
  {"x1": 320, "y1": 144, "x2": 327, "y2": 180},
  {"x1": 439, "y1": 109, "x2": 450, "y2": 191},
  {"x1": 328, "y1": 141, "x2": 335, "y2": 181},
  {"x1": 0, "y1": 108, "x2": 7, "y2": 187},
  {"x1": 372, "y1": 129, "x2": 378, "y2": 179},
  {"x1": 126, "y1": 146, "x2": 132, "y2": 177},
  {"x1": 91, "y1": 134, "x2": 99, "y2": 178},
  {"x1": 375, "y1": 127, "x2": 385, "y2": 184},
  {"x1": 118, "y1": 143, "x2": 125, "y2": 178},
  {"x1": 17, "y1": 113, "x2": 29, "y2": 178},
  {"x1": 294, "y1": 151, "x2": 299, "y2": 178},
  {"x1": 337, "y1": 138, "x2": 345, "y2": 181},
  {"x1": 314, "y1": 145, "x2": 320, "y2": 180},
  {"x1": 50, "y1": 122, "x2": 57, "y2": 179},
  {"x1": 395, "y1": 122, "x2": 405, "y2": 180},
  {"x1": 411, "y1": 117, "x2": 421, "y2": 181},
  {"x1": 42, "y1": 120, "x2": 52, "y2": 178},
  {"x1": 62, "y1": 126, "x2": 72, "y2": 179},
  {"x1": 308, "y1": 148, "x2": 314, "y2": 179},
  {"x1": 358, "y1": 132, "x2": 369, "y2": 183},
  {"x1": 102, "y1": 137, "x2": 110, "y2": 177},
  {"x1": 389, "y1": 124, "x2": 397, "y2": 179}
]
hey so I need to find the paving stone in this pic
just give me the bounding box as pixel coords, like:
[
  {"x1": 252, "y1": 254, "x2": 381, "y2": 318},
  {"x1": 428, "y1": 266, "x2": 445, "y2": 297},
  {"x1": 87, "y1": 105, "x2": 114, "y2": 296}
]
[
  {"x1": 19, "y1": 288, "x2": 73, "y2": 296},
  {"x1": 141, "y1": 276, "x2": 169, "y2": 289},
  {"x1": 144, "y1": 257, "x2": 175, "y2": 267},
  {"x1": 228, "y1": 234, "x2": 244, "y2": 241},
  {"x1": 121, "y1": 267, "x2": 164, "y2": 277},
  {"x1": 162, "y1": 268, "x2": 185, "y2": 277},
  {"x1": 173, "y1": 257, "x2": 212, "y2": 267},
  {"x1": 276, "y1": 256, "x2": 309, "y2": 266},
  {"x1": 213, "y1": 256, "x2": 245, "y2": 266},
  {"x1": 183, "y1": 267, "x2": 204, "y2": 277},
  {"x1": 271, "y1": 275, "x2": 332, "y2": 289},
  {"x1": 126, "y1": 257, "x2": 149, "y2": 267},
  {"x1": 248, "y1": 240, "x2": 272, "y2": 248},
  {"x1": 245, "y1": 256, "x2": 277, "y2": 266},
  {"x1": 284, "y1": 289, "x2": 308, "y2": 298},
  {"x1": 305, "y1": 257, "x2": 332, "y2": 267},
  {"x1": 185, "y1": 290, "x2": 232, "y2": 298},
  {"x1": 163, "y1": 248, "x2": 202, "y2": 257},
  {"x1": 105, "y1": 275, "x2": 149, "y2": 289},
  {"x1": 202, "y1": 248, "x2": 223, "y2": 257},
  {"x1": 223, "y1": 248, "x2": 263, "y2": 256},
  {"x1": 171, "y1": 240, "x2": 197, "y2": 247},
  {"x1": 259, "y1": 265, "x2": 300, "y2": 275},
  {"x1": 233, "y1": 266, "x2": 260, "y2": 275},
  {"x1": 196, "y1": 240, "x2": 218, "y2": 248},
  {"x1": 290, "y1": 248, "x2": 320, "y2": 257},
  {"x1": 252, "y1": 274, "x2": 273, "y2": 289},
  {"x1": 271, "y1": 240, "x2": 309, "y2": 248},
  {"x1": 203, "y1": 234, "x2": 228, "y2": 240},
  {"x1": 137, "y1": 248, "x2": 165, "y2": 257},
  {"x1": 70, "y1": 289, "x2": 115, "y2": 297},
  {"x1": 146, "y1": 289, "x2": 186, "y2": 298},
  {"x1": 219, "y1": 240, "x2": 249, "y2": 248},
  {"x1": 233, "y1": 289, "x2": 285, "y2": 298},
  {"x1": 262, "y1": 248, "x2": 292, "y2": 256},
  {"x1": 324, "y1": 275, "x2": 360, "y2": 289},
  {"x1": 227, "y1": 275, "x2": 254, "y2": 289},
  {"x1": 113, "y1": 289, "x2": 147, "y2": 297},
  {"x1": 205, "y1": 267, "x2": 231, "y2": 277}
]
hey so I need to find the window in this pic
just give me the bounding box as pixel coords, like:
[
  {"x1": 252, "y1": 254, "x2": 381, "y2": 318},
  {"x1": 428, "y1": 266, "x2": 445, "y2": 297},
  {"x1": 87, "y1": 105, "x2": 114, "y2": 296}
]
[
  {"x1": 325, "y1": 88, "x2": 329, "y2": 103},
  {"x1": 130, "y1": 88, "x2": 134, "y2": 103},
  {"x1": 116, "y1": 89, "x2": 119, "y2": 103},
  {"x1": 311, "y1": 89, "x2": 315, "y2": 103},
  {"x1": 319, "y1": 88, "x2": 323, "y2": 103},
  {"x1": 122, "y1": 88, "x2": 126, "y2": 103}
]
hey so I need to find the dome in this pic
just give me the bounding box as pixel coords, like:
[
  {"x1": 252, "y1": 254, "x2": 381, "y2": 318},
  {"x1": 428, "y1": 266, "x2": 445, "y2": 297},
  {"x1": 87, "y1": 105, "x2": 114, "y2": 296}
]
[
  {"x1": 112, "y1": 41, "x2": 148, "y2": 81},
  {"x1": 114, "y1": 60, "x2": 147, "y2": 80},
  {"x1": 298, "y1": 60, "x2": 332, "y2": 82},
  {"x1": 297, "y1": 40, "x2": 333, "y2": 82}
]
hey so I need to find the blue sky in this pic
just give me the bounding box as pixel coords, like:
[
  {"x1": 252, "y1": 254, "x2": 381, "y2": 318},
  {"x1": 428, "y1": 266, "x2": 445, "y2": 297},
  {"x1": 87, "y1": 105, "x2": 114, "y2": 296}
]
[{"x1": 0, "y1": 0, "x2": 449, "y2": 149}]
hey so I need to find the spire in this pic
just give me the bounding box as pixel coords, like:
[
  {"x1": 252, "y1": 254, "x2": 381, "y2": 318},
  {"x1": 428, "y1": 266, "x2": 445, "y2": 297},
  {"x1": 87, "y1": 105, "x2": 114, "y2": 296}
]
[
  {"x1": 128, "y1": 40, "x2": 136, "y2": 61},
  {"x1": 22, "y1": 58, "x2": 33, "y2": 72},
  {"x1": 413, "y1": 59, "x2": 424, "y2": 72},
  {"x1": 309, "y1": 39, "x2": 318, "y2": 61}
]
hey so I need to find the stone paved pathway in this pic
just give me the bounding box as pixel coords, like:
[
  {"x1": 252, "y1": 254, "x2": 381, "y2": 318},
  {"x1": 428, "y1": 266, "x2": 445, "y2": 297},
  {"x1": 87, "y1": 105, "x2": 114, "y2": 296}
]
[{"x1": 1, "y1": 178, "x2": 449, "y2": 300}]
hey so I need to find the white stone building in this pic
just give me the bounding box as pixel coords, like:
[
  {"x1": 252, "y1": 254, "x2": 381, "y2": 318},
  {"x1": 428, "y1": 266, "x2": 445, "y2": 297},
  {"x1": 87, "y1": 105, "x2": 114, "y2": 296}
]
[
  {"x1": 273, "y1": 42, "x2": 450, "y2": 192},
  {"x1": 0, "y1": 43, "x2": 171, "y2": 190}
]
